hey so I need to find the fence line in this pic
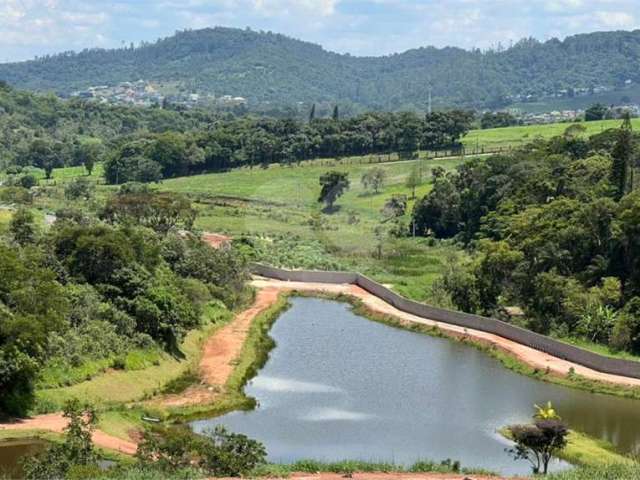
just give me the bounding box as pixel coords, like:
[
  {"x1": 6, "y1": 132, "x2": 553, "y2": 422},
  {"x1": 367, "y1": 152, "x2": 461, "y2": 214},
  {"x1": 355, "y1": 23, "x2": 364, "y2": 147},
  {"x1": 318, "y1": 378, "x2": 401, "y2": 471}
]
[{"x1": 250, "y1": 263, "x2": 640, "y2": 380}]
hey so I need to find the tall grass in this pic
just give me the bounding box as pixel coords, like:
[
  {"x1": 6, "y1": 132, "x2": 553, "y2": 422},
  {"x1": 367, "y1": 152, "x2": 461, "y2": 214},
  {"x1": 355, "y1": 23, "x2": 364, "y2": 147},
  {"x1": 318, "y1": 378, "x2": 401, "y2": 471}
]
[
  {"x1": 548, "y1": 464, "x2": 640, "y2": 479},
  {"x1": 251, "y1": 458, "x2": 495, "y2": 477}
]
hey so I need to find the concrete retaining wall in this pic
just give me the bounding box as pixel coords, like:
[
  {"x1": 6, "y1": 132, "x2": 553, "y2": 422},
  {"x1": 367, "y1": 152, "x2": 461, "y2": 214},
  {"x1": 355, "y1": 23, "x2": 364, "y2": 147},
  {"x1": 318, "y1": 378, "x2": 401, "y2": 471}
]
[{"x1": 250, "y1": 263, "x2": 640, "y2": 380}]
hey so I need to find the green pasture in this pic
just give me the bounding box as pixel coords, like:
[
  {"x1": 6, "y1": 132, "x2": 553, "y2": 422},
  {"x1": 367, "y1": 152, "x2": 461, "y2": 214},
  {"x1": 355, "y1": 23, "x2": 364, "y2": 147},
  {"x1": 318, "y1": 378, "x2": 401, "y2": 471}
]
[
  {"x1": 463, "y1": 117, "x2": 639, "y2": 150},
  {"x1": 160, "y1": 156, "x2": 465, "y2": 302}
]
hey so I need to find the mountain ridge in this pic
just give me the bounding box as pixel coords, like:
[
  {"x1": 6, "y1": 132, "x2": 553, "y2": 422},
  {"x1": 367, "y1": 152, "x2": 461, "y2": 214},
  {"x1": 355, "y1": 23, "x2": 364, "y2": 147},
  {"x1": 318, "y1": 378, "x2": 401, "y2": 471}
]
[{"x1": 1, "y1": 26, "x2": 640, "y2": 110}]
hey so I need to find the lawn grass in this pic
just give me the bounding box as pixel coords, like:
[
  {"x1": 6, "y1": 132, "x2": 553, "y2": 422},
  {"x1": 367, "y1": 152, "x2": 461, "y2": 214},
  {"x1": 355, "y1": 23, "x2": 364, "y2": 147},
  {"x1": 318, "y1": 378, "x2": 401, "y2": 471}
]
[{"x1": 38, "y1": 349, "x2": 165, "y2": 389}]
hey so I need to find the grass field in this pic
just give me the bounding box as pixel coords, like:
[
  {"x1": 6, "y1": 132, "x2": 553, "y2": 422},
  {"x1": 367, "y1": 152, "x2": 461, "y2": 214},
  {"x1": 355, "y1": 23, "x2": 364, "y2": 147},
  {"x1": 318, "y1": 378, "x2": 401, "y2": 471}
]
[
  {"x1": 160, "y1": 156, "x2": 465, "y2": 302},
  {"x1": 463, "y1": 117, "x2": 640, "y2": 150}
]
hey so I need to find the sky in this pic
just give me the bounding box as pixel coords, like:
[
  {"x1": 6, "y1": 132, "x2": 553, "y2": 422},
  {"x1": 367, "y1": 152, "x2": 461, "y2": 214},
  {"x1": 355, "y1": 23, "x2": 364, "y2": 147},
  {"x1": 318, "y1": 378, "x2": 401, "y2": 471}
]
[{"x1": 1, "y1": 0, "x2": 640, "y2": 62}]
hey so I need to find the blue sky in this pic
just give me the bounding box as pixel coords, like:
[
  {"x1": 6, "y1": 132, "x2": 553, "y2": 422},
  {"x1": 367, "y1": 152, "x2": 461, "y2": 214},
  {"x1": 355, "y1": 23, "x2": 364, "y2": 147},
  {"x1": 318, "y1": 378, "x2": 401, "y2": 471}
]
[{"x1": 1, "y1": 0, "x2": 639, "y2": 62}]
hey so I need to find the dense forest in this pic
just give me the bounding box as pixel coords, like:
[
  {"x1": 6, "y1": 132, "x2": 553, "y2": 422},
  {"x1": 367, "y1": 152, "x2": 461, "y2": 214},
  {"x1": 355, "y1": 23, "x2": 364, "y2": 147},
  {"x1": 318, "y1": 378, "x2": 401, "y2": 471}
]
[
  {"x1": 0, "y1": 81, "x2": 223, "y2": 171},
  {"x1": 0, "y1": 186, "x2": 249, "y2": 416},
  {"x1": 0, "y1": 83, "x2": 474, "y2": 182},
  {"x1": 1, "y1": 27, "x2": 640, "y2": 109},
  {"x1": 412, "y1": 118, "x2": 640, "y2": 354}
]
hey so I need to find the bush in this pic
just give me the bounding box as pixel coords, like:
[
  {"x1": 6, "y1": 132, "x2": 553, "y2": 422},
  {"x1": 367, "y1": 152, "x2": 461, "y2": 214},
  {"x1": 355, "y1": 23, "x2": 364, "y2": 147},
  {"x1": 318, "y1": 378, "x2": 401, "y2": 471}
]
[
  {"x1": 137, "y1": 425, "x2": 266, "y2": 477},
  {"x1": 610, "y1": 297, "x2": 640, "y2": 352},
  {"x1": 19, "y1": 174, "x2": 38, "y2": 189},
  {"x1": 65, "y1": 177, "x2": 95, "y2": 200},
  {"x1": 199, "y1": 425, "x2": 267, "y2": 477}
]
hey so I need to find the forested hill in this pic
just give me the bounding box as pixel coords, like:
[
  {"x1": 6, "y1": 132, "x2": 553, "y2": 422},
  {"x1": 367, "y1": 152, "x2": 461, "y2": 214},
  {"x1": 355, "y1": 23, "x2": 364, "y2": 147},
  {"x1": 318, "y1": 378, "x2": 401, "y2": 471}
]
[{"x1": 1, "y1": 27, "x2": 640, "y2": 109}]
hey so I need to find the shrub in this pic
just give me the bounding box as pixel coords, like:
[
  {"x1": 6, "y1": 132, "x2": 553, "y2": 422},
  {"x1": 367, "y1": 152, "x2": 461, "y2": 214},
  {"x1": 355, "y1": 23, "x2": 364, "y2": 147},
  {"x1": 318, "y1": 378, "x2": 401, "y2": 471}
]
[
  {"x1": 19, "y1": 174, "x2": 38, "y2": 189},
  {"x1": 198, "y1": 425, "x2": 267, "y2": 477},
  {"x1": 137, "y1": 425, "x2": 266, "y2": 477},
  {"x1": 507, "y1": 419, "x2": 569, "y2": 475},
  {"x1": 65, "y1": 177, "x2": 95, "y2": 200},
  {"x1": 23, "y1": 399, "x2": 98, "y2": 480}
]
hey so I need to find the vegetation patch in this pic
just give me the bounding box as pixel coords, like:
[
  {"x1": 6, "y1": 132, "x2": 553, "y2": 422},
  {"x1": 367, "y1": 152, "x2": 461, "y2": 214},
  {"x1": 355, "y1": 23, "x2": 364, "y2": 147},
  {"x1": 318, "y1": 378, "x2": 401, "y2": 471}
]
[
  {"x1": 34, "y1": 303, "x2": 230, "y2": 413},
  {"x1": 251, "y1": 458, "x2": 496, "y2": 477}
]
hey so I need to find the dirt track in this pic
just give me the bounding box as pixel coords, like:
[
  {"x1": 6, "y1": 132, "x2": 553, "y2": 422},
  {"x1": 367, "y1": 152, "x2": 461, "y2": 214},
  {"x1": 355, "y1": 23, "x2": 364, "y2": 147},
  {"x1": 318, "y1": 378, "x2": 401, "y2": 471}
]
[{"x1": 0, "y1": 413, "x2": 137, "y2": 455}]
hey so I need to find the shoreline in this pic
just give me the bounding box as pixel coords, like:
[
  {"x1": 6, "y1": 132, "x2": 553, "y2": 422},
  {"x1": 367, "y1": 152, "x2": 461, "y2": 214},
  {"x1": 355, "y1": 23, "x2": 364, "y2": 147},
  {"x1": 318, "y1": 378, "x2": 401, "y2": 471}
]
[
  {"x1": 2, "y1": 277, "x2": 640, "y2": 473},
  {"x1": 250, "y1": 278, "x2": 640, "y2": 393}
]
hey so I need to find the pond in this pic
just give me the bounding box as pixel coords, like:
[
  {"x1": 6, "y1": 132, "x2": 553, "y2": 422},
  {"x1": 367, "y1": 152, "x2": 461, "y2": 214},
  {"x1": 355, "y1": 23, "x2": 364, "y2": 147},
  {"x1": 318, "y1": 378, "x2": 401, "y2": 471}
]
[
  {"x1": 192, "y1": 297, "x2": 640, "y2": 475},
  {"x1": 0, "y1": 438, "x2": 47, "y2": 479}
]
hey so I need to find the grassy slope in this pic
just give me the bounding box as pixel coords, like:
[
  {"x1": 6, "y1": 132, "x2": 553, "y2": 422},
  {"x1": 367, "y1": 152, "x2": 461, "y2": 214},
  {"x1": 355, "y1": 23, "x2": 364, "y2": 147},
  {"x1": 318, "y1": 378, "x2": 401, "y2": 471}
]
[
  {"x1": 463, "y1": 118, "x2": 640, "y2": 150},
  {"x1": 160, "y1": 156, "x2": 463, "y2": 302},
  {"x1": 35, "y1": 303, "x2": 231, "y2": 412}
]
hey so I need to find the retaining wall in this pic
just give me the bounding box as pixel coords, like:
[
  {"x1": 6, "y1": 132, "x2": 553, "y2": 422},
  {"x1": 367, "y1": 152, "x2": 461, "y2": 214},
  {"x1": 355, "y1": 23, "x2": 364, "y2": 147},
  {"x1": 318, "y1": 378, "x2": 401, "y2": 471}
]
[{"x1": 250, "y1": 263, "x2": 640, "y2": 380}]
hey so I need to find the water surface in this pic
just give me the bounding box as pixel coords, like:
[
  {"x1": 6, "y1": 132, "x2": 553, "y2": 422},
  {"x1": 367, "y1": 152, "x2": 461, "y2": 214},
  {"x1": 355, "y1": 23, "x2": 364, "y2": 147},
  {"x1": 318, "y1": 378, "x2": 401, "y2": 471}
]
[
  {"x1": 193, "y1": 298, "x2": 640, "y2": 475},
  {"x1": 0, "y1": 439, "x2": 47, "y2": 479}
]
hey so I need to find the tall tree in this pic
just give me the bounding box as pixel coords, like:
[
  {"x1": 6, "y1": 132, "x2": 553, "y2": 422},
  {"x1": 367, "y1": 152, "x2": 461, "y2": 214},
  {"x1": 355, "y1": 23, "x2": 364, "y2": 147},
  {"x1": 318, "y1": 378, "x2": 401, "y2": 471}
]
[
  {"x1": 405, "y1": 164, "x2": 423, "y2": 199},
  {"x1": 318, "y1": 171, "x2": 350, "y2": 211},
  {"x1": 309, "y1": 103, "x2": 316, "y2": 123},
  {"x1": 361, "y1": 167, "x2": 387, "y2": 194},
  {"x1": 332, "y1": 105, "x2": 339, "y2": 121},
  {"x1": 9, "y1": 208, "x2": 37, "y2": 246},
  {"x1": 610, "y1": 113, "x2": 633, "y2": 200}
]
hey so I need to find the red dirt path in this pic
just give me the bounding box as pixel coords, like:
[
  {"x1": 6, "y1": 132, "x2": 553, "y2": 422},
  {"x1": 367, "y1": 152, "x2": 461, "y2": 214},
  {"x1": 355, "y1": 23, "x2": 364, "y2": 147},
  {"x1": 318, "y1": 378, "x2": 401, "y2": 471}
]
[{"x1": 0, "y1": 413, "x2": 137, "y2": 455}]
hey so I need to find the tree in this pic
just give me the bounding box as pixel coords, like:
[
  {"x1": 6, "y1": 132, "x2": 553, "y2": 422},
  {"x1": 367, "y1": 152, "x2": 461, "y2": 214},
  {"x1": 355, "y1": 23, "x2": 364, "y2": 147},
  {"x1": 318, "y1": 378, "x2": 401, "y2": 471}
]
[
  {"x1": 23, "y1": 399, "x2": 99, "y2": 480},
  {"x1": 411, "y1": 170, "x2": 461, "y2": 237},
  {"x1": 198, "y1": 425, "x2": 267, "y2": 477},
  {"x1": 610, "y1": 297, "x2": 640, "y2": 353},
  {"x1": 563, "y1": 123, "x2": 587, "y2": 140},
  {"x1": 611, "y1": 113, "x2": 634, "y2": 200},
  {"x1": 405, "y1": 164, "x2": 423, "y2": 199},
  {"x1": 318, "y1": 171, "x2": 350, "y2": 211},
  {"x1": 507, "y1": 404, "x2": 568, "y2": 475},
  {"x1": 332, "y1": 105, "x2": 339, "y2": 121},
  {"x1": 25, "y1": 139, "x2": 64, "y2": 179},
  {"x1": 9, "y1": 207, "x2": 37, "y2": 246},
  {"x1": 585, "y1": 103, "x2": 608, "y2": 121},
  {"x1": 102, "y1": 191, "x2": 196, "y2": 235},
  {"x1": 382, "y1": 194, "x2": 407, "y2": 220},
  {"x1": 309, "y1": 103, "x2": 316, "y2": 123},
  {"x1": 64, "y1": 177, "x2": 94, "y2": 200},
  {"x1": 373, "y1": 223, "x2": 388, "y2": 259},
  {"x1": 361, "y1": 167, "x2": 386, "y2": 194},
  {"x1": 481, "y1": 111, "x2": 518, "y2": 129},
  {"x1": 73, "y1": 141, "x2": 102, "y2": 176},
  {"x1": 19, "y1": 174, "x2": 38, "y2": 189}
]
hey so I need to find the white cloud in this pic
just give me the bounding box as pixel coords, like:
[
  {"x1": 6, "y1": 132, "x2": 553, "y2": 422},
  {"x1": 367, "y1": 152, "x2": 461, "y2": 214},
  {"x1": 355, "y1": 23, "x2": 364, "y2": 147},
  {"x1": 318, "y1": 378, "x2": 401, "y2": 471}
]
[
  {"x1": 595, "y1": 11, "x2": 636, "y2": 28},
  {"x1": 253, "y1": 0, "x2": 340, "y2": 16},
  {"x1": 1, "y1": 0, "x2": 640, "y2": 62}
]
